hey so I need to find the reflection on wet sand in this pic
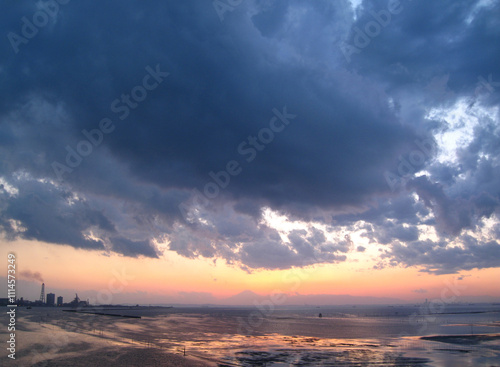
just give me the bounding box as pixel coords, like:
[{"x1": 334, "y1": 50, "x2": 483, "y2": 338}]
[{"x1": 4, "y1": 306, "x2": 500, "y2": 366}]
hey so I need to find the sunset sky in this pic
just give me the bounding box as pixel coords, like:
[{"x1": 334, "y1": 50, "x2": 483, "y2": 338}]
[{"x1": 1, "y1": 0, "x2": 500, "y2": 305}]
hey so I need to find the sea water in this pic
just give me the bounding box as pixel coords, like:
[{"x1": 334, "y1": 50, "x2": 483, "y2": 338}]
[{"x1": 14, "y1": 303, "x2": 500, "y2": 366}]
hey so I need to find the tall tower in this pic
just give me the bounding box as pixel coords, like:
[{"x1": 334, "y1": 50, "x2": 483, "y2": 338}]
[{"x1": 39, "y1": 283, "x2": 45, "y2": 303}]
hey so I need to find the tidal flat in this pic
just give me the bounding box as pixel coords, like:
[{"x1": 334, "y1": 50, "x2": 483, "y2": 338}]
[{"x1": 2, "y1": 304, "x2": 500, "y2": 366}]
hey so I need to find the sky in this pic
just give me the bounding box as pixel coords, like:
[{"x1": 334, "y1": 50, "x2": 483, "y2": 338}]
[{"x1": 1, "y1": 0, "x2": 500, "y2": 305}]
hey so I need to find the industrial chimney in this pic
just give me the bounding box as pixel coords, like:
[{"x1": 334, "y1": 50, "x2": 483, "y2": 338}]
[{"x1": 39, "y1": 283, "x2": 45, "y2": 304}]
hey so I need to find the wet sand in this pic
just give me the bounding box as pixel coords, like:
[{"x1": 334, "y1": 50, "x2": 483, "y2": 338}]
[
  {"x1": 3, "y1": 306, "x2": 500, "y2": 366},
  {"x1": 1, "y1": 307, "x2": 215, "y2": 367},
  {"x1": 31, "y1": 347, "x2": 213, "y2": 367}
]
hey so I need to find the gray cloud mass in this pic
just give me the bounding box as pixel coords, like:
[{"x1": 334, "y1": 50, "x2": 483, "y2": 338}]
[{"x1": 0, "y1": 0, "x2": 499, "y2": 273}]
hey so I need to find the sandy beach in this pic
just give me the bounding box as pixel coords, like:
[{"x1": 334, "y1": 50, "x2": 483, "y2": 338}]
[
  {"x1": 2, "y1": 305, "x2": 500, "y2": 366},
  {"x1": 1, "y1": 307, "x2": 215, "y2": 367}
]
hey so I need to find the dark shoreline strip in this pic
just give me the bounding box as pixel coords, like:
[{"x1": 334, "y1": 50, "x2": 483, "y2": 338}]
[
  {"x1": 421, "y1": 334, "x2": 500, "y2": 345},
  {"x1": 62, "y1": 310, "x2": 141, "y2": 318},
  {"x1": 434, "y1": 310, "x2": 500, "y2": 315}
]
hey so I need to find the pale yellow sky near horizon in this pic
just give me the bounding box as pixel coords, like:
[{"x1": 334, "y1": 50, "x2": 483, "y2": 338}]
[{"x1": 2, "y1": 236, "x2": 499, "y2": 305}]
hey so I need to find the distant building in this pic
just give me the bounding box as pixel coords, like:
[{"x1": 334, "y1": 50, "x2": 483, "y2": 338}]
[
  {"x1": 46, "y1": 293, "x2": 55, "y2": 306},
  {"x1": 57, "y1": 296, "x2": 63, "y2": 306},
  {"x1": 69, "y1": 293, "x2": 88, "y2": 308}
]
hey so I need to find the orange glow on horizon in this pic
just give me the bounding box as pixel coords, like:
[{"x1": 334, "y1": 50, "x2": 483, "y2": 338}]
[{"x1": 1, "y1": 238, "x2": 500, "y2": 304}]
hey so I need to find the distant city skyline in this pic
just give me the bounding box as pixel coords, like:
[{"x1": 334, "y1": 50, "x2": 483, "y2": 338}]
[{"x1": 10, "y1": 275, "x2": 500, "y2": 306}]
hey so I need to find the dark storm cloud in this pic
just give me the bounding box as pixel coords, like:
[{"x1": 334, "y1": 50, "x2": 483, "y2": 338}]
[
  {"x1": 0, "y1": 0, "x2": 418, "y2": 204},
  {"x1": 333, "y1": 195, "x2": 428, "y2": 227},
  {"x1": 406, "y1": 176, "x2": 473, "y2": 236},
  {"x1": 168, "y1": 207, "x2": 348, "y2": 270},
  {"x1": 384, "y1": 237, "x2": 500, "y2": 274},
  {"x1": 375, "y1": 222, "x2": 420, "y2": 245},
  {"x1": 109, "y1": 236, "x2": 159, "y2": 258},
  {"x1": 0, "y1": 177, "x2": 108, "y2": 250},
  {"x1": 239, "y1": 228, "x2": 347, "y2": 270},
  {"x1": 346, "y1": 0, "x2": 500, "y2": 97},
  {"x1": 0, "y1": 0, "x2": 499, "y2": 272}
]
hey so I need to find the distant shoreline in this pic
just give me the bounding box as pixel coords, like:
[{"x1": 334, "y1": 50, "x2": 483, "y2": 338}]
[
  {"x1": 62, "y1": 309, "x2": 142, "y2": 318},
  {"x1": 421, "y1": 333, "x2": 500, "y2": 345}
]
